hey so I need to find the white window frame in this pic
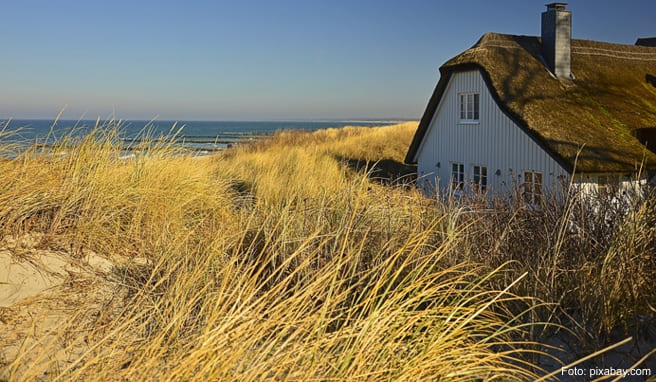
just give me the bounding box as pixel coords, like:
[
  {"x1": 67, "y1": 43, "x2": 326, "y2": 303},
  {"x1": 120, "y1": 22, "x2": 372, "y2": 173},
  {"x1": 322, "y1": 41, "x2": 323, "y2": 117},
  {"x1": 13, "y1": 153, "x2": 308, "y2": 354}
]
[
  {"x1": 451, "y1": 162, "x2": 465, "y2": 191},
  {"x1": 472, "y1": 165, "x2": 488, "y2": 192},
  {"x1": 459, "y1": 92, "x2": 480, "y2": 123},
  {"x1": 523, "y1": 171, "x2": 543, "y2": 204}
]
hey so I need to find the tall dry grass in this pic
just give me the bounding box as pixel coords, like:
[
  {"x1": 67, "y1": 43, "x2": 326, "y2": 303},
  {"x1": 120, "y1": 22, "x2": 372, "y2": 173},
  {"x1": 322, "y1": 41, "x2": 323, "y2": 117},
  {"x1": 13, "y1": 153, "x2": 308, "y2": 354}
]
[
  {"x1": 0, "y1": 120, "x2": 654, "y2": 380},
  {"x1": 0, "y1": 121, "x2": 552, "y2": 380},
  {"x1": 454, "y1": 184, "x2": 656, "y2": 346}
]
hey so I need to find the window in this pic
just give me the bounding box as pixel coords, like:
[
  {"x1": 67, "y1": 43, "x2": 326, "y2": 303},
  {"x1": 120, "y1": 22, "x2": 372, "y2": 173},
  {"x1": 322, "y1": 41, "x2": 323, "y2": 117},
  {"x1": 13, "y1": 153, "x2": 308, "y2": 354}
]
[
  {"x1": 459, "y1": 92, "x2": 480, "y2": 122},
  {"x1": 597, "y1": 175, "x2": 619, "y2": 198},
  {"x1": 451, "y1": 162, "x2": 464, "y2": 191},
  {"x1": 523, "y1": 171, "x2": 542, "y2": 203},
  {"x1": 473, "y1": 165, "x2": 487, "y2": 191}
]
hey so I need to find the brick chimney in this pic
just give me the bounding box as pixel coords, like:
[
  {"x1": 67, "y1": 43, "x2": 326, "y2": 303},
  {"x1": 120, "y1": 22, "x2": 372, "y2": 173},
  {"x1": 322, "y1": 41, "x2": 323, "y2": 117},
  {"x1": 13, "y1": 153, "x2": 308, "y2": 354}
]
[{"x1": 541, "y1": 3, "x2": 571, "y2": 79}]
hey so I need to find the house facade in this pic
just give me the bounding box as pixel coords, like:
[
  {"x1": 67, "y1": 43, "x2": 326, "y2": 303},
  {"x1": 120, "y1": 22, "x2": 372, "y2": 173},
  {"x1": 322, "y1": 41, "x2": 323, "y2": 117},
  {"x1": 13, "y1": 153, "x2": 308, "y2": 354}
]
[
  {"x1": 405, "y1": 3, "x2": 656, "y2": 199},
  {"x1": 411, "y1": 69, "x2": 569, "y2": 200}
]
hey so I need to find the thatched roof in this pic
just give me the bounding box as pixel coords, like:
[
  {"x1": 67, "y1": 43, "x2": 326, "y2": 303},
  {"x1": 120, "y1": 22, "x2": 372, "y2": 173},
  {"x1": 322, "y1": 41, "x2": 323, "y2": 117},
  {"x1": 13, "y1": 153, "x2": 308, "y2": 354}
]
[{"x1": 406, "y1": 33, "x2": 656, "y2": 173}]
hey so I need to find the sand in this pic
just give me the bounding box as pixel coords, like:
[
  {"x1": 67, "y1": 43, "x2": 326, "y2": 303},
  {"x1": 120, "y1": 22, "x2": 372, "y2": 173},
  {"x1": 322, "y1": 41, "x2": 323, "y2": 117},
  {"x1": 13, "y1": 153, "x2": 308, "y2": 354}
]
[
  {"x1": 0, "y1": 234, "x2": 114, "y2": 307},
  {"x1": 0, "y1": 233, "x2": 129, "y2": 380}
]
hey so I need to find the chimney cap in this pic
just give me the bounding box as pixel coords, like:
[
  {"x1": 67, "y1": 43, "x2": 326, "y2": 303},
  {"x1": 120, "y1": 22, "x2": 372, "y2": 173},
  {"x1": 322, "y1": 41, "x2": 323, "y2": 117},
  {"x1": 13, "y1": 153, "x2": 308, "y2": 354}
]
[{"x1": 546, "y1": 2, "x2": 568, "y2": 10}]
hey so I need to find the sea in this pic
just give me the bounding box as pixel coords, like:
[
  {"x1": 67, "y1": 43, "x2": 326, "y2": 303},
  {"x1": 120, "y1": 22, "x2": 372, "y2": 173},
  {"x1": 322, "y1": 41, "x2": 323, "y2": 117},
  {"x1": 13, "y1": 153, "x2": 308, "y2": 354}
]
[{"x1": 0, "y1": 119, "x2": 400, "y2": 154}]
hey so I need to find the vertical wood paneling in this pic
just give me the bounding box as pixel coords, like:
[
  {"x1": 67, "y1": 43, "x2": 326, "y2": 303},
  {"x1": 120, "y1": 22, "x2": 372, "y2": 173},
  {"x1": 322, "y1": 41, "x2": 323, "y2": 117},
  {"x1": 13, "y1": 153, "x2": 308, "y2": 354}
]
[{"x1": 416, "y1": 70, "x2": 568, "y2": 195}]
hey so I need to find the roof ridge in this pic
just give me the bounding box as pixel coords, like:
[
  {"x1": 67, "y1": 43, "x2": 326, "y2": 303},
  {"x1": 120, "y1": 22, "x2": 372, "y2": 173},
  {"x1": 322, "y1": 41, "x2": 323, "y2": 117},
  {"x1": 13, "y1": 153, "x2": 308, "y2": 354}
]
[
  {"x1": 573, "y1": 46, "x2": 656, "y2": 55},
  {"x1": 572, "y1": 46, "x2": 656, "y2": 60},
  {"x1": 479, "y1": 32, "x2": 656, "y2": 50}
]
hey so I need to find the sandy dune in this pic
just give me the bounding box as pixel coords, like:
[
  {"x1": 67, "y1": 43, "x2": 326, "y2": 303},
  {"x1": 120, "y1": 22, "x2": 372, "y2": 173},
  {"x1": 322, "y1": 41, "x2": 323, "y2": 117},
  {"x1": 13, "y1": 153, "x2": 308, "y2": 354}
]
[
  {"x1": 0, "y1": 234, "x2": 127, "y2": 380},
  {"x1": 0, "y1": 234, "x2": 114, "y2": 307}
]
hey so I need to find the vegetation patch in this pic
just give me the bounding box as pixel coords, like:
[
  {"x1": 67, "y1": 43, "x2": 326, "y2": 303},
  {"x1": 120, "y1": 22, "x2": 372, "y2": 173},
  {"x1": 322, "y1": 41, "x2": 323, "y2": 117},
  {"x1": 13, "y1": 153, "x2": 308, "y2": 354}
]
[{"x1": 0, "y1": 121, "x2": 654, "y2": 380}]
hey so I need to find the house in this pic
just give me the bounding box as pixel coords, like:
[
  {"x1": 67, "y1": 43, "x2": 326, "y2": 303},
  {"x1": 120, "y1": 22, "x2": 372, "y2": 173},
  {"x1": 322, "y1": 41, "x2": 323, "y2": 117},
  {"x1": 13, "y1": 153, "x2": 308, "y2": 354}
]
[{"x1": 405, "y1": 3, "x2": 656, "y2": 200}]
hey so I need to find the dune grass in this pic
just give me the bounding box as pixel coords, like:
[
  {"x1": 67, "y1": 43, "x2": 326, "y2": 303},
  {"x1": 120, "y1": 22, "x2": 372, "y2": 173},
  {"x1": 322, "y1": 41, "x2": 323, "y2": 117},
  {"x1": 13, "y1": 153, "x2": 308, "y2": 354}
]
[{"x1": 0, "y1": 120, "x2": 654, "y2": 380}]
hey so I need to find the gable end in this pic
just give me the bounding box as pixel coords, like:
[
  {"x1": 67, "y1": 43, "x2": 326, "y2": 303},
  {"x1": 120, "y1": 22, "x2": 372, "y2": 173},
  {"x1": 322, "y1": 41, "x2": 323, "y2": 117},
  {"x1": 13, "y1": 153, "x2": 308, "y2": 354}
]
[{"x1": 406, "y1": 64, "x2": 574, "y2": 173}]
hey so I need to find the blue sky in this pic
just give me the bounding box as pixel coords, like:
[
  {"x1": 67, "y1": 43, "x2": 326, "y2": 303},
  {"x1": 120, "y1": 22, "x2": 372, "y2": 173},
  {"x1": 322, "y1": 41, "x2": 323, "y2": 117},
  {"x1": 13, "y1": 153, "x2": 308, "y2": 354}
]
[{"x1": 1, "y1": 0, "x2": 654, "y2": 121}]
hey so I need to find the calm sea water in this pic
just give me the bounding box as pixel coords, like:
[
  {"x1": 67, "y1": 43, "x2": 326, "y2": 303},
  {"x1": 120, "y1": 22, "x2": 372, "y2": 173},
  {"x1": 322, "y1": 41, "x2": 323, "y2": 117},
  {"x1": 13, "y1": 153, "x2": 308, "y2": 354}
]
[{"x1": 0, "y1": 119, "x2": 399, "y2": 153}]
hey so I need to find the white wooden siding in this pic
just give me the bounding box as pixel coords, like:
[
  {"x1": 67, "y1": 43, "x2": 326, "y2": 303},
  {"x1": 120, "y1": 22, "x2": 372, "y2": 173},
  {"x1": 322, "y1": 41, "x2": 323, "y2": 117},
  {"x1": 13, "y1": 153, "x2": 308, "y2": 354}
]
[{"x1": 415, "y1": 70, "x2": 569, "y2": 195}]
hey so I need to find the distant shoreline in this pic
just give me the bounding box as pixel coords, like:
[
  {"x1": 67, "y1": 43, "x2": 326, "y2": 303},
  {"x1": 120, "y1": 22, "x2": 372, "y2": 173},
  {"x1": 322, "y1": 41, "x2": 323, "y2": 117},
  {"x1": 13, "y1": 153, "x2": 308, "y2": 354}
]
[
  {"x1": 1, "y1": 118, "x2": 414, "y2": 124},
  {"x1": 1, "y1": 119, "x2": 409, "y2": 153}
]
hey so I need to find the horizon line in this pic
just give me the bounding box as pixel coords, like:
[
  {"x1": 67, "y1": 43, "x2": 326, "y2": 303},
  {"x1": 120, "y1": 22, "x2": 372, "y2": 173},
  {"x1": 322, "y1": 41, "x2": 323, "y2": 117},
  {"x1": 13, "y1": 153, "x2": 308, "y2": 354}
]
[{"x1": 2, "y1": 117, "x2": 418, "y2": 124}]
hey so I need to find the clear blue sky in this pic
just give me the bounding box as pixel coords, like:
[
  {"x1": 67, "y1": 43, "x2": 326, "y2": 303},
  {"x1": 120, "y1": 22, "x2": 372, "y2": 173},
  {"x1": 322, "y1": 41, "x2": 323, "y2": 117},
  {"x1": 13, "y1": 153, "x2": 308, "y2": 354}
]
[{"x1": 1, "y1": 0, "x2": 654, "y2": 121}]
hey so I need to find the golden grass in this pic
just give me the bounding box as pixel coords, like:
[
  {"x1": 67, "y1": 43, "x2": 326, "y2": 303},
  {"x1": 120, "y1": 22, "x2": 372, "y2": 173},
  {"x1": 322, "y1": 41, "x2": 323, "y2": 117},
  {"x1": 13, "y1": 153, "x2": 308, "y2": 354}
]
[{"x1": 0, "y1": 120, "x2": 653, "y2": 380}]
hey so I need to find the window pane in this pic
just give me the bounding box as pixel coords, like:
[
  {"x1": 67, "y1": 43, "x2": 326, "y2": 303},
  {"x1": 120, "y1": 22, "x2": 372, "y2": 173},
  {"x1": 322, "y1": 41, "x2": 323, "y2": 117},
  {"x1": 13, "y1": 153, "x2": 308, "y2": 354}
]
[
  {"x1": 460, "y1": 95, "x2": 465, "y2": 119},
  {"x1": 523, "y1": 172, "x2": 532, "y2": 202},
  {"x1": 473, "y1": 94, "x2": 480, "y2": 120},
  {"x1": 452, "y1": 163, "x2": 460, "y2": 190},
  {"x1": 459, "y1": 164, "x2": 464, "y2": 184},
  {"x1": 473, "y1": 166, "x2": 479, "y2": 187},
  {"x1": 467, "y1": 94, "x2": 473, "y2": 120}
]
